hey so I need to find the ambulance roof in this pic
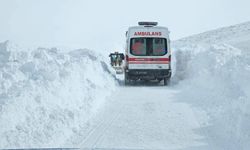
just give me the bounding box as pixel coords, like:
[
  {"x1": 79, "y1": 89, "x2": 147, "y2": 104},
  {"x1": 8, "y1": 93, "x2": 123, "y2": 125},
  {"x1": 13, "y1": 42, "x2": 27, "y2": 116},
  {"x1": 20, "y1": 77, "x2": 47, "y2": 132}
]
[{"x1": 128, "y1": 25, "x2": 169, "y2": 31}]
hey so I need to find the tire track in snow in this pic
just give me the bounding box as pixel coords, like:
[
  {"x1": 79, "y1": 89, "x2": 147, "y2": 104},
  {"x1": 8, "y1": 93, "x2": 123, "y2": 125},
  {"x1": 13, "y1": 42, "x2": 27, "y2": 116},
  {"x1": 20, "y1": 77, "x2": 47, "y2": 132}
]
[
  {"x1": 80, "y1": 100, "x2": 122, "y2": 148},
  {"x1": 77, "y1": 86, "x2": 206, "y2": 149}
]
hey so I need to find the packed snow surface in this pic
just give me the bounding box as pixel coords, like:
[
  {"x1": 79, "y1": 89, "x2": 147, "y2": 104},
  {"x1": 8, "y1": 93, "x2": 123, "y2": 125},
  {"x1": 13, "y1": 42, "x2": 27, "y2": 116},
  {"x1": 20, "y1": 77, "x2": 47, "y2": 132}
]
[{"x1": 0, "y1": 21, "x2": 250, "y2": 150}]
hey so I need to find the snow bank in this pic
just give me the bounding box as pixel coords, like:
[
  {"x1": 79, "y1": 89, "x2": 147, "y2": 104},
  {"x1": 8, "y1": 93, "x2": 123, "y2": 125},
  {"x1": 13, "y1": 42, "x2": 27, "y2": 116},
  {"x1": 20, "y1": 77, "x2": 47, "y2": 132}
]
[
  {"x1": 0, "y1": 41, "x2": 116, "y2": 148},
  {"x1": 173, "y1": 26, "x2": 250, "y2": 149},
  {"x1": 175, "y1": 21, "x2": 250, "y2": 48}
]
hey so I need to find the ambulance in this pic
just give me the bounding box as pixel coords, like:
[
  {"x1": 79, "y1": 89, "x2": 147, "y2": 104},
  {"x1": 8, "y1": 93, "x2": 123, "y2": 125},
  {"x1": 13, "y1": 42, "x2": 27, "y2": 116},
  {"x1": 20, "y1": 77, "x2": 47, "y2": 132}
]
[{"x1": 124, "y1": 22, "x2": 171, "y2": 85}]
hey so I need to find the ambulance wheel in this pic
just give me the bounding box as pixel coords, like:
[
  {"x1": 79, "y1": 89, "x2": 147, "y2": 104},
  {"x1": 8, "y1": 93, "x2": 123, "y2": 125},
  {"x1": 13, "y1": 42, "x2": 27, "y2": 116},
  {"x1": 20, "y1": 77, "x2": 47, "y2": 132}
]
[
  {"x1": 124, "y1": 73, "x2": 130, "y2": 85},
  {"x1": 163, "y1": 78, "x2": 170, "y2": 86},
  {"x1": 125, "y1": 79, "x2": 129, "y2": 85}
]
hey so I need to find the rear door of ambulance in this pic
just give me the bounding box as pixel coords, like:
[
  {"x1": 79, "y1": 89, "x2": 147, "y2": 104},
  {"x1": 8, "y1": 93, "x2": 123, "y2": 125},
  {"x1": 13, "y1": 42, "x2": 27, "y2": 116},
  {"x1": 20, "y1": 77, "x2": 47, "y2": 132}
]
[{"x1": 127, "y1": 27, "x2": 170, "y2": 70}]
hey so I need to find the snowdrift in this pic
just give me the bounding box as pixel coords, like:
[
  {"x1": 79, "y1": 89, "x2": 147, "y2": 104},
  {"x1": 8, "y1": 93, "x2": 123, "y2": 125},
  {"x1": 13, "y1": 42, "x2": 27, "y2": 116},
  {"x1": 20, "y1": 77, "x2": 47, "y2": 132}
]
[
  {"x1": 173, "y1": 22, "x2": 250, "y2": 150},
  {"x1": 0, "y1": 41, "x2": 115, "y2": 148}
]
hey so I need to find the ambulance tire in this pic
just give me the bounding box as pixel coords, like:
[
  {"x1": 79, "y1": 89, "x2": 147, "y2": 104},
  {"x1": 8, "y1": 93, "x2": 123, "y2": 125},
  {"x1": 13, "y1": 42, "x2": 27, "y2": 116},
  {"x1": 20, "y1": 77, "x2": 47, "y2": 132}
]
[
  {"x1": 163, "y1": 78, "x2": 170, "y2": 86},
  {"x1": 124, "y1": 73, "x2": 130, "y2": 86}
]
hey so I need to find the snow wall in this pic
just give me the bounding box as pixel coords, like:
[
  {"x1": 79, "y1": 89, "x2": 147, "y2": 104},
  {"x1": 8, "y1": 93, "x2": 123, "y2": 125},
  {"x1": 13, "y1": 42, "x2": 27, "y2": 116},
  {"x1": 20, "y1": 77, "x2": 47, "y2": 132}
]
[
  {"x1": 0, "y1": 41, "x2": 116, "y2": 148},
  {"x1": 173, "y1": 22, "x2": 250, "y2": 150}
]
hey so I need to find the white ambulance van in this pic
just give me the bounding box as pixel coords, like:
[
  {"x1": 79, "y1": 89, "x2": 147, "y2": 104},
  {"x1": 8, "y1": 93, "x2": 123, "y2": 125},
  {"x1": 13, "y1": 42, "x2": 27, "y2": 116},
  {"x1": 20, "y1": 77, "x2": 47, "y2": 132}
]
[{"x1": 124, "y1": 22, "x2": 171, "y2": 85}]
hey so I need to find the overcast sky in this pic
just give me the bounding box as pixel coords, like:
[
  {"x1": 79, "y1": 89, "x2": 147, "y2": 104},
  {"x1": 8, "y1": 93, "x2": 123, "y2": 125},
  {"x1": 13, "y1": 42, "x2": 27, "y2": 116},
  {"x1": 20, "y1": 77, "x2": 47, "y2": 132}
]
[{"x1": 0, "y1": 0, "x2": 250, "y2": 51}]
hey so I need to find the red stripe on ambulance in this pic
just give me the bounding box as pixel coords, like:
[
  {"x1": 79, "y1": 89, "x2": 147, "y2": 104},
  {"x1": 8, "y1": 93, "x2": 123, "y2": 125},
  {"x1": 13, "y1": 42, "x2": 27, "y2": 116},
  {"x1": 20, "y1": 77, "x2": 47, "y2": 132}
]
[
  {"x1": 128, "y1": 58, "x2": 169, "y2": 61},
  {"x1": 128, "y1": 58, "x2": 169, "y2": 64},
  {"x1": 129, "y1": 61, "x2": 169, "y2": 64}
]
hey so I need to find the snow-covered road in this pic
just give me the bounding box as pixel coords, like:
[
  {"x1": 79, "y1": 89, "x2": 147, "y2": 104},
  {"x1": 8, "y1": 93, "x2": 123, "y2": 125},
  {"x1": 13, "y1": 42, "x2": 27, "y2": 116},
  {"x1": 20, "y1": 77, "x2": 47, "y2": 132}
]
[
  {"x1": 1, "y1": 21, "x2": 250, "y2": 150},
  {"x1": 78, "y1": 83, "x2": 205, "y2": 150}
]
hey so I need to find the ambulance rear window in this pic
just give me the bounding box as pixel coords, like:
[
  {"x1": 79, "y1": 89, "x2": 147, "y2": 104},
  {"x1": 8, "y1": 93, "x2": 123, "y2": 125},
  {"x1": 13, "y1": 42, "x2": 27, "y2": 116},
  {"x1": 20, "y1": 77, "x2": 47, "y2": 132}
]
[{"x1": 130, "y1": 38, "x2": 167, "y2": 56}]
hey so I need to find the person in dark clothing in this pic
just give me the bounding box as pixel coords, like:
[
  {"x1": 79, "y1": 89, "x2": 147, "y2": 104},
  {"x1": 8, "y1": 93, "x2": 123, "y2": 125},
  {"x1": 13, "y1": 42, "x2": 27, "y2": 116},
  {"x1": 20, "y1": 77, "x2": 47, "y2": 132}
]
[{"x1": 109, "y1": 52, "x2": 124, "y2": 67}]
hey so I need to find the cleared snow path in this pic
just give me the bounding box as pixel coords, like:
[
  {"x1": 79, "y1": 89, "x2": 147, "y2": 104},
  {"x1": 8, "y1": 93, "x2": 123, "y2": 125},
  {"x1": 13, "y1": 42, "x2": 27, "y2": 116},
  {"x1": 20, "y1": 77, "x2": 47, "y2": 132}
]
[{"x1": 78, "y1": 83, "x2": 206, "y2": 150}]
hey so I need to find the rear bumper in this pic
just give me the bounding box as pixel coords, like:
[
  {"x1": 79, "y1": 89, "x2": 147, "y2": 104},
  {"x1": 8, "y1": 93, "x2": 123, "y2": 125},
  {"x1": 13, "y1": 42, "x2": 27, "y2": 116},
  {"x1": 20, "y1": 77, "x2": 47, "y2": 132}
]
[{"x1": 126, "y1": 69, "x2": 171, "y2": 80}]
